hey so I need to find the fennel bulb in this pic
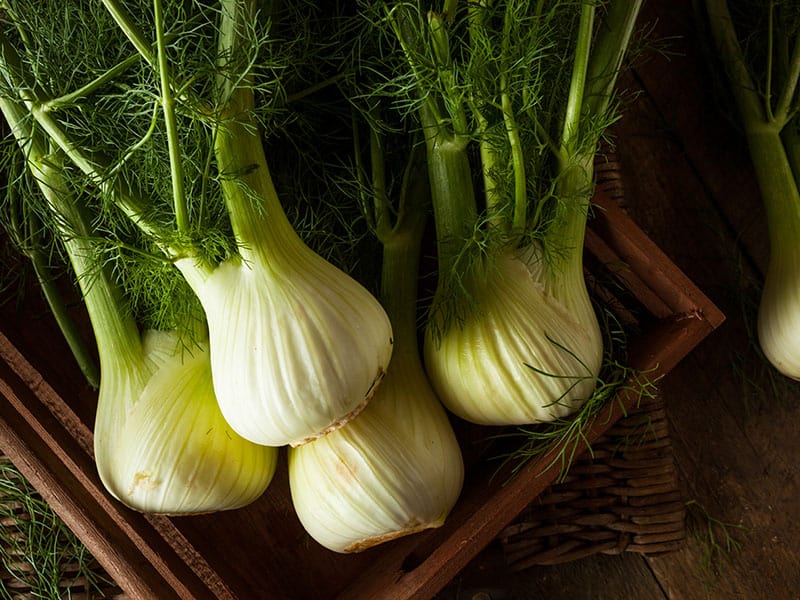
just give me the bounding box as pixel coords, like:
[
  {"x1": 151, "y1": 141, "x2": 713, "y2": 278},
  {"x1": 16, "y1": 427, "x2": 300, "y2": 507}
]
[
  {"x1": 288, "y1": 350, "x2": 464, "y2": 553},
  {"x1": 170, "y1": 0, "x2": 394, "y2": 448},
  {"x1": 176, "y1": 240, "x2": 393, "y2": 448},
  {"x1": 750, "y1": 127, "x2": 800, "y2": 380},
  {"x1": 98, "y1": 330, "x2": 278, "y2": 514},
  {"x1": 375, "y1": 1, "x2": 640, "y2": 426},
  {"x1": 758, "y1": 239, "x2": 800, "y2": 380},
  {"x1": 424, "y1": 244, "x2": 603, "y2": 425},
  {"x1": 0, "y1": 90, "x2": 278, "y2": 515}
]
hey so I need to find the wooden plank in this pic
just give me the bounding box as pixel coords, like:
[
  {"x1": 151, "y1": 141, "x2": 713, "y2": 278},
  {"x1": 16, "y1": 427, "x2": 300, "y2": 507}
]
[
  {"x1": 589, "y1": 198, "x2": 724, "y2": 327},
  {"x1": 437, "y1": 542, "x2": 667, "y2": 600},
  {"x1": 644, "y1": 355, "x2": 800, "y2": 599}
]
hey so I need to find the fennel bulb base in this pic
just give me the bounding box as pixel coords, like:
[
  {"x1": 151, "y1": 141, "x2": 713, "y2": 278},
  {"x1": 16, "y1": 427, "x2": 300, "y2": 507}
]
[
  {"x1": 95, "y1": 331, "x2": 278, "y2": 515},
  {"x1": 288, "y1": 376, "x2": 383, "y2": 447},
  {"x1": 343, "y1": 517, "x2": 446, "y2": 554},
  {"x1": 757, "y1": 254, "x2": 800, "y2": 381},
  {"x1": 287, "y1": 356, "x2": 464, "y2": 554}
]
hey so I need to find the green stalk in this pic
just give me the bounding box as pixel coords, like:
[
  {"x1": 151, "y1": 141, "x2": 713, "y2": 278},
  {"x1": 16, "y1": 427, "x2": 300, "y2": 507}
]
[
  {"x1": 467, "y1": 4, "x2": 502, "y2": 224},
  {"x1": 559, "y1": 3, "x2": 595, "y2": 154},
  {"x1": 549, "y1": 152, "x2": 595, "y2": 304},
  {"x1": 380, "y1": 222, "x2": 424, "y2": 364},
  {"x1": 765, "y1": 0, "x2": 776, "y2": 121},
  {"x1": 500, "y1": 3, "x2": 527, "y2": 237},
  {"x1": 422, "y1": 117, "x2": 479, "y2": 279},
  {"x1": 387, "y1": 5, "x2": 447, "y2": 136},
  {"x1": 100, "y1": 0, "x2": 157, "y2": 67},
  {"x1": 29, "y1": 249, "x2": 101, "y2": 388},
  {"x1": 29, "y1": 101, "x2": 156, "y2": 234},
  {"x1": 428, "y1": 12, "x2": 469, "y2": 137},
  {"x1": 214, "y1": 0, "x2": 302, "y2": 263},
  {"x1": 583, "y1": 0, "x2": 644, "y2": 122},
  {"x1": 442, "y1": 0, "x2": 459, "y2": 22},
  {"x1": 0, "y1": 142, "x2": 99, "y2": 386},
  {"x1": 545, "y1": 3, "x2": 596, "y2": 285},
  {"x1": 378, "y1": 161, "x2": 429, "y2": 367},
  {"x1": 153, "y1": 0, "x2": 189, "y2": 235},
  {"x1": 0, "y1": 95, "x2": 144, "y2": 381},
  {"x1": 705, "y1": 0, "x2": 800, "y2": 252},
  {"x1": 41, "y1": 54, "x2": 143, "y2": 112},
  {"x1": 704, "y1": 0, "x2": 766, "y2": 126},
  {"x1": 391, "y1": 5, "x2": 478, "y2": 281},
  {"x1": 549, "y1": 0, "x2": 643, "y2": 286},
  {"x1": 747, "y1": 128, "x2": 800, "y2": 252},
  {"x1": 368, "y1": 115, "x2": 393, "y2": 241}
]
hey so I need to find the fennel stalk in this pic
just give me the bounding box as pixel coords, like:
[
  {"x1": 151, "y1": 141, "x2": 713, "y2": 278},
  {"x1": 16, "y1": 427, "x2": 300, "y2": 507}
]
[{"x1": 366, "y1": 0, "x2": 643, "y2": 425}]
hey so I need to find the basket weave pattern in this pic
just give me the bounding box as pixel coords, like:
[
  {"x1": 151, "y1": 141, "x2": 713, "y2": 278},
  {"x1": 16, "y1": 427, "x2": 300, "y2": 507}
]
[{"x1": 499, "y1": 391, "x2": 686, "y2": 570}]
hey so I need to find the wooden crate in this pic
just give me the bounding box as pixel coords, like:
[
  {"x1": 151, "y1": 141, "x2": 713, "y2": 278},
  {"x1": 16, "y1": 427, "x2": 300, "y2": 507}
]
[{"x1": 0, "y1": 189, "x2": 724, "y2": 600}]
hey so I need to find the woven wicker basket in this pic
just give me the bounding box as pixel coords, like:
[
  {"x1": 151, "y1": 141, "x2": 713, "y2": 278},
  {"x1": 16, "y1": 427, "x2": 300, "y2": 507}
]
[
  {"x1": 498, "y1": 390, "x2": 685, "y2": 570},
  {"x1": 0, "y1": 455, "x2": 125, "y2": 599}
]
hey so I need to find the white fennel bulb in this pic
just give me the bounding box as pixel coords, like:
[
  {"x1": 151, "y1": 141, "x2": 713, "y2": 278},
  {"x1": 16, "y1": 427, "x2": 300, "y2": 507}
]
[
  {"x1": 288, "y1": 353, "x2": 464, "y2": 553},
  {"x1": 96, "y1": 330, "x2": 278, "y2": 514},
  {"x1": 176, "y1": 241, "x2": 393, "y2": 447},
  {"x1": 173, "y1": 30, "x2": 394, "y2": 446},
  {"x1": 0, "y1": 111, "x2": 278, "y2": 516},
  {"x1": 424, "y1": 244, "x2": 603, "y2": 425}
]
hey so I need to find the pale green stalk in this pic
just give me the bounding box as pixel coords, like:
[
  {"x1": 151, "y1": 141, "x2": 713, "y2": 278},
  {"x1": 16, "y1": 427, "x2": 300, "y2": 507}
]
[
  {"x1": 100, "y1": 0, "x2": 157, "y2": 66},
  {"x1": 704, "y1": 0, "x2": 800, "y2": 257},
  {"x1": 213, "y1": 0, "x2": 305, "y2": 264},
  {"x1": 154, "y1": 0, "x2": 189, "y2": 235},
  {"x1": 2, "y1": 158, "x2": 100, "y2": 387},
  {"x1": 388, "y1": 5, "x2": 477, "y2": 280},
  {"x1": 41, "y1": 54, "x2": 143, "y2": 112},
  {"x1": 500, "y1": 3, "x2": 527, "y2": 236},
  {"x1": 559, "y1": 3, "x2": 594, "y2": 156},
  {"x1": 547, "y1": 0, "x2": 643, "y2": 305},
  {"x1": 0, "y1": 95, "x2": 144, "y2": 390},
  {"x1": 371, "y1": 142, "x2": 428, "y2": 359}
]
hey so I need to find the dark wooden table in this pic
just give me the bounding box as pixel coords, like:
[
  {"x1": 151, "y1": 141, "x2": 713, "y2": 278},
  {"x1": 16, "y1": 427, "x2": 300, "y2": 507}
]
[{"x1": 441, "y1": 2, "x2": 800, "y2": 598}]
